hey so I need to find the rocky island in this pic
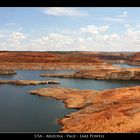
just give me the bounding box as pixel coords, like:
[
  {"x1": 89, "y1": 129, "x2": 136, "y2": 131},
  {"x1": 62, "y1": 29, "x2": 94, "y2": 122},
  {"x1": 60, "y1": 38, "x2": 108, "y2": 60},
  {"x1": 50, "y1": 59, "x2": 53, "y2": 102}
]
[
  {"x1": 0, "y1": 80, "x2": 60, "y2": 85},
  {"x1": 29, "y1": 86, "x2": 140, "y2": 132},
  {"x1": 0, "y1": 69, "x2": 16, "y2": 75}
]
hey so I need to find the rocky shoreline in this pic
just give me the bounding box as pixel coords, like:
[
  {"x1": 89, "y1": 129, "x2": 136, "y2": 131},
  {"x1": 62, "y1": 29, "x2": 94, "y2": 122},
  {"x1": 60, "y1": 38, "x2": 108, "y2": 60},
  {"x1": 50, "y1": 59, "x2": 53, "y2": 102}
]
[
  {"x1": 40, "y1": 68, "x2": 140, "y2": 80},
  {"x1": 0, "y1": 80, "x2": 60, "y2": 85},
  {"x1": 0, "y1": 51, "x2": 140, "y2": 132},
  {"x1": 0, "y1": 69, "x2": 16, "y2": 75},
  {"x1": 29, "y1": 86, "x2": 140, "y2": 132}
]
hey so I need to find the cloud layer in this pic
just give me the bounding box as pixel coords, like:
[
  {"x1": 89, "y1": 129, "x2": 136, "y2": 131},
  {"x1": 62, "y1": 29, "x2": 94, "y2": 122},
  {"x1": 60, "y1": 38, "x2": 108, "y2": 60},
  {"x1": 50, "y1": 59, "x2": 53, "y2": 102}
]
[
  {"x1": 0, "y1": 23, "x2": 139, "y2": 52},
  {"x1": 42, "y1": 8, "x2": 88, "y2": 17},
  {"x1": 103, "y1": 11, "x2": 128, "y2": 22}
]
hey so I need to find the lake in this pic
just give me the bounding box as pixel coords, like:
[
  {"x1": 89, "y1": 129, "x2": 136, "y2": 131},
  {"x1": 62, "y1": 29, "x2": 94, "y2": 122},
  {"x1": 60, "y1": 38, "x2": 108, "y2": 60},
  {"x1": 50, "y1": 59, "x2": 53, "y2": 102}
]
[
  {"x1": 113, "y1": 63, "x2": 140, "y2": 68},
  {"x1": 0, "y1": 69, "x2": 140, "y2": 132}
]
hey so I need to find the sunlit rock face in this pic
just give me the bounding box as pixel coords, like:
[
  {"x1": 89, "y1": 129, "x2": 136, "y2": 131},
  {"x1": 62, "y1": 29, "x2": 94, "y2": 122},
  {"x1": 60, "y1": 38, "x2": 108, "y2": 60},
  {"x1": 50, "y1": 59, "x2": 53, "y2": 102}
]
[{"x1": 29, "y1": 86, "x2": 140, "y2": 132}]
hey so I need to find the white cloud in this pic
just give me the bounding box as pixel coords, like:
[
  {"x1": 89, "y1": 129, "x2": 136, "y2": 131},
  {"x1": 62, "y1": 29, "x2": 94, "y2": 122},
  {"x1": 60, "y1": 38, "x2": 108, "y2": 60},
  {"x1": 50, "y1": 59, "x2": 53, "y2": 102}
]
[
  {"x1": 27, "y1": 26, "x2": 140, "y2": 51},
  {"x1": 48, "y1": 33, "x2": 67, "y2": 40},
  {"x1": 28, "y1": 27, "x2": 122, "y2": 52},
  {"x1": 9, "y1": 32, "x2": 26, "y2": 45},
  {"x1": 0, "y1": 42, "x2": 6, "y2": 48},
  {"x1": 102, "y1": 34, "x2": 120, "y2": 42},
  {"x1": 0, "y1": 33, "x2": 4, "y2": 38},
  {"x1": 41, "y1": 7, "x2": 88, "y2": 17},
  {"x1": 10, "y1": 32, "x2": 26, "y2": 40},
  {"x1": 124, "y1": 24, "x2": 131, "y2": 28},
  {"x1": 0, "y1": 32, "x2": 7, "y2": 38},
  {"x1": 103, "y1": 17, "x2": 124, "y2": 22},
  {"x1": 80, "y1": 25, "x2": 109, "y2": 34},
  {"x1": 125, "y1": 28, "x2": 140, "y2": 42},
  {"x1": 1, "y1": 23, "x2": 140, "y2": 52},
  {"x1": 118, "y1": 11, "x2": 128, "y2": 18},
  {"x1": 30, "y1": 33, "x2": 74, "y2": 51},
  {"x1": 103, "y1": 11, "x2": 128, "y2": 22}
]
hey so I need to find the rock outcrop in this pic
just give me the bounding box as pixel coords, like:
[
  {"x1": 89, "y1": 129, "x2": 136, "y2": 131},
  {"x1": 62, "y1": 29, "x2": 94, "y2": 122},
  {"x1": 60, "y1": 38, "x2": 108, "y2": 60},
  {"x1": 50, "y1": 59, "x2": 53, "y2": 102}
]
[
  {"x1": 0, "y1": 69, "x2": 16, "y2": 75},
  {"x1": 29, "y1": 86, "x2": 140, "y2": 132},
  {"x1": 0, "y1": 80, "x2": 60, "y2": 85},
  {"x1": 40, "y1": 68, "x2": 140, "y2": 80},
  {"x1": 30, "y1": 87, "x2": 97, "y2": 109}
]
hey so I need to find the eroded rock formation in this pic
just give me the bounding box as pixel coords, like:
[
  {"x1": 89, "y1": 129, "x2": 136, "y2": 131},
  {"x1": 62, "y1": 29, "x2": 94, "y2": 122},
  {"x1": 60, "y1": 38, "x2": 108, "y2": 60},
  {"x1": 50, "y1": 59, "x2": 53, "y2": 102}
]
[
  {"x1": 29, "y1": 86, "x2": 140, "y2": 132},
  {"x1": 0, "y1": 80, "x2": 60, "y2": 85},
  {"x1": 40, "y1": 68, "x2": 140, "y2": 80}
]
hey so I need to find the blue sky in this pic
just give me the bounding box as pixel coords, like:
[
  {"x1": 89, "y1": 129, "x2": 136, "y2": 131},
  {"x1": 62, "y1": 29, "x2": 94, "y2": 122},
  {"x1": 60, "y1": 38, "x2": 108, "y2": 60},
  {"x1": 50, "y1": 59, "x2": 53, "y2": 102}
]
[{"x1": 0, "y1": 7, "x2": 140, "y2": 51}]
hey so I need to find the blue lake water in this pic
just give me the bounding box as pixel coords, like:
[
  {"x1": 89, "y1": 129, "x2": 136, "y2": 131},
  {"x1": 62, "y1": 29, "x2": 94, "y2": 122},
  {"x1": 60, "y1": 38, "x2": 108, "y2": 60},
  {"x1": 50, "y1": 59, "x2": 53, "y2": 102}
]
[
  {"x1": 113, "y1": 63, "x2": 140, "y2": 68},
  {"x1": 0, "y1": 68, "x2": 140, "y2": 132}
]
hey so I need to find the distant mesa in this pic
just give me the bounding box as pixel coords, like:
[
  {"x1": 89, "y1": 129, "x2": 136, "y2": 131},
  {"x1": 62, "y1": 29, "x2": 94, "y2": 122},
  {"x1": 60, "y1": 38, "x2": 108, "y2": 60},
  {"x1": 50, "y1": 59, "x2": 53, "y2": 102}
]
[
  {"x1": 0, "y1": 51, "x2": 118, "y2": 70},
  {"x1": 92, "y1": 51, "x2": 140, "y2": 66},
  {"x1": 0, "y1": 51, "x2": 140, "y2": 71}
]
